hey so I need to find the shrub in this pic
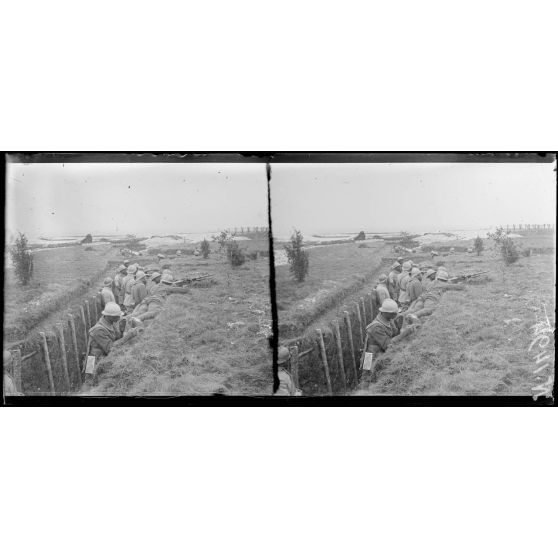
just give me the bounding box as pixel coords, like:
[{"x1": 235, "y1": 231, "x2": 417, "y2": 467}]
[
  {"x1": 9, "y1": 232, "x2": 34, "y2": 286},
  {"x1": 354, "y1": 231, "x2": 366, "y2": 241},
  {"x1": 473, "y1": 236, "x2": 484, "y2": 256},
  {"x1": 80, "y1": 233, "x2": 93, "y2": 244},
  {"x1": 488, "y1": 227, "x2": 520, "y2": 265},
  {"x1": 212, "y1": 229, "x2": 235, "y2": 252},
  {"x1": 285, "y1": 229, "x2": 309, "y2": 282},
  {"x1": 226, "y1": 240, "x2": 246, "y2": 267},
  {"x1": 200, "y1": 238, "x2": 211, "y2": 259}
]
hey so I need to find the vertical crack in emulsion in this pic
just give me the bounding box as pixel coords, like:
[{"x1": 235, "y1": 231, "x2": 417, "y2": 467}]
[{"x1": 266, "y1": 161, "x2": 280, "y2": 393}]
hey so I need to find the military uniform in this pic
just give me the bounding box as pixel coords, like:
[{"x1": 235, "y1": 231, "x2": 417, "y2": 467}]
[
  {"x1": 397, "y1": 272, "x2": 411, "y2": 304},
  {"x1": 274, "y1": 367, "x2": 297, "y2": 395},
  {"x1": 387, "y1": 269, "x2": 399, "y2": 298},
  {"x1": 89, "y1": 317, "x2": 123, "y2": 358},
  {"x1": 376, "y1": 283, "x2": 391, "y2": 306},
  {"x1": 101, "y1": 286, "x2": 116, "y2": 305},
  {"x1": 406, "y1": 277, "x2": 423, "y2": 304},
  {"x1": 131, "y1": 280, "x2": 147, "y2": 306},
  {"x1": 365, "y1": 315, "x2": 401, "y2": 354}
]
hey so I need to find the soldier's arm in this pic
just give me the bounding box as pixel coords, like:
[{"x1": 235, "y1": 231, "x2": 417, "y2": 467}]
[{"x1": 93, "y1": 329, "x2": 115, "y2": 356}]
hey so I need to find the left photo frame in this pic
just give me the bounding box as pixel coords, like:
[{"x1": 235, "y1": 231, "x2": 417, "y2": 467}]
[{"x1": 3, "y1": 153, "x2": 275, "y2": 399}]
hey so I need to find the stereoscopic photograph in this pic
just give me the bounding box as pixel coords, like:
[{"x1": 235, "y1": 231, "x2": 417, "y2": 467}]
[
  {"x1": 3, "y1": 153, "x2": 556, "y2": 401},
  {"x1": 271, "y1": 156, "x2": 555, "y2": 399},
  {"x1": 4, "y1": 155, "x2": 272, "y2": 397}
]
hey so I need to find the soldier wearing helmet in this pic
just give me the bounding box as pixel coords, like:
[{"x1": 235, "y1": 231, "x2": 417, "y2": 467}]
[
  {"x1": 406, "y1": 267, "x2": 423, "y2": 304},
  {"x1": 147, "y1": 271, "x2": 162, "y2": 295},
  {"x1": 364, "y1": 299, "x2": 418, "y2": 356},
  {"x1": 88, "y1": 302, "x2": 140, "y2": 361},
  {"x1": 122, "y1": 264, "x2": 138, "y2": 313},
  {"x1": 113, "y1": 264, "x2": 127, "y2": 304},
  {"x1": 404, "y1": 268, "x2": 465, "y2": 319},
  {"x1": 387, "y1": 261, "x2": 402, "y2": 299},
  {"x1": 101, "y1": 277, "x2": 116, "y2": 305},
  {"x1": 376, "y1": 273, "x2": 391, "y2": 306},
  {"x1": 273, "y1": 346, "x2": 302, "y2": 396},
  {"x1": 131, "y1": 270, "x2": 148, "y2": 307},
  {"x1": 397, "y1": 260, "x2": 413, "y2": 310}
]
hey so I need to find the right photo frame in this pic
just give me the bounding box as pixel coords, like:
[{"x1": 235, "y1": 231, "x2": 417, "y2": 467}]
[{"x1": 269, "y1": 153, "x2": 556, "y2": 401}]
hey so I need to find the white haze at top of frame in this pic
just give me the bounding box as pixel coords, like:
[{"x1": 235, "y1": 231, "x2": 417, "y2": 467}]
[
  {"x1": 270, "y1": 162, "x2": 557, "y2": 239},
  {"x1": 5, "y1": 162, "x2": 269, "y2": 242}
]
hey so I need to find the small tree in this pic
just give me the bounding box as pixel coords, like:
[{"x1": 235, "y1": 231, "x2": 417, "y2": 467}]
[
  {"x1": 488, "y1": 227, "x2": 519, "y2": 265},
  {"x1": 212, "y1": 229, "x2": 235, "y2": 253},
  {"x1": 10, "y1": 232, "x2": 34, "y2": 286},
  {"x1": 226, "y1": 239, "x2": 246, "y2": 267},
  {"x1": 285, "y1": 229, "x2": 309, "y2": 282},
  {"x1": 474, "y1": 236, "x2": 484, "y2": 256},
  {"x1": 200, "y1": 238, "x2": 211, "y2": 259}
]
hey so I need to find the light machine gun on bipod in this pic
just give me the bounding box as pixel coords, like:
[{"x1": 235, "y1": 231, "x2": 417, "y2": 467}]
[
  {"x1": 448, "y1": 271, "x2": 488, "y2": 283},
  {"x1": 172, "y1": 273, "x2": 215, "y2": 287}
]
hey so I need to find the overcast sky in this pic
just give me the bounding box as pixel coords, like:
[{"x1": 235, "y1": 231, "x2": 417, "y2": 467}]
[
  {"x1": 270, "y1": 162, "x2": 556, "y2": 237},
  {"x1": 6, "y1": 163, "x2": 268, "y2": 240}
]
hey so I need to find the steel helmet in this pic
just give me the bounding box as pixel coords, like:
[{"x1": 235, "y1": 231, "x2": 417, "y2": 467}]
[
  {"x1": 277, "y1": 346, "x2": 291, "y2": 364},
  {"x1": 437, "y1": 270, "x2": 449, "y2": 281},
  {"x1": 103, "y1": 277, "x2": 113, "y2": 286},
  {"x1": 157, "y1": 253, "x2": 165, "y2": 259},
  {"x1": 425, "y1": 268, "x2": 436, "y2": 279},
  {"x1": 102, "y1": 302, "x2": 124, "y2": 317},
  {"x1": 128, "y1": 264, "x2": 138, "y2": 274},
  {"x1": 150, "y1": 272, "x2": 162, "y2": 281},
  {"x1": 391, "y1": 261, "x2": 401, "y2": 270},
  {"x1": 123, "y1": 259, "x2": 130, "y2": 265},
  {"x1": 410, "y1": 267, "x2": 421, "y2": 278},
  {"x1": 402, "y1": 261, "x2": 412, "y2": 271},
  {"x1": 135, "y1": 270, "x2": 146, "y2": 281},
  {"x1": 379, "y1": 299, "x2": 399, "y2": 313},
  {"x1": 378, "y1": 273, "x2": 388, "y2": 282},
  {"x1": 117, "y1": 264, "x2": 126, "y2": 272}
]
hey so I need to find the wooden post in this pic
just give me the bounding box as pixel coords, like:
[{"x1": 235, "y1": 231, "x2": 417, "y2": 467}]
[
  {"x1": 289, "y1": 345, "x2": 299, "y2": 390},
  {"x1": 316, "y1": 329, "x2": 332, "y2": 395},
  {"x1": 12, "y1": 349, "x2": 23, "y2": 393},
  {"x1": 39, "y1": 332, "x2": 56, "y2": 395},
  {"x1": 56, "y1": 323, "x2": 71, "y2": 393},
  {"x1": 80, "y1": 304, "x2": 88, "y2": 336},
  {"x1": 91, "y1": 296, "x2": 98, "y2": 323},
  {"x1": 332, "y1": 320, "x2": 347, "y2": 393},
  {"x1": 343, "y1": 311, "x2": 358, "y2": 383},
  {"x1": 370, "y1": 292, "x2": 378, "y2": 320},
  {"x1": 367, "y1": 293, "x2": 374, "y2": 322},
  {"x1": 85, "y1": 300, "x2": 92, "y2": 330},
  {"x1": 360, "y1": 297, "x2": 367, "y2": 329},
  {"x1": 355, "y1": 303, "x2": 364, "y2": 348},
  {"x1": 68, "y1": 314, "x2": 82, "y2": 388}
]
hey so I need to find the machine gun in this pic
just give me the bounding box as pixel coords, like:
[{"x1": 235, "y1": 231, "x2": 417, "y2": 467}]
[
  {"x1": 448, "y1": 271, "x2": 488, "y2": 283},
  {"x1": 172, "y1": 273, "x2": 214, "y2": 287}
]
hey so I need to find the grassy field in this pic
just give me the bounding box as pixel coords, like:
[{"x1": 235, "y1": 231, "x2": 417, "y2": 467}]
[
  {"x1": 4, "y1": 244, "x2": 116, "y2": 342},
  {"x1": 87, "y1": 242, "x2": 273, "y2": 396},
  {"x1": 275, "y1": 240, "x2": 390, "y2": 337},
  {"x1": 356, "y1": 242, "x2": 555, "y2": 396}
]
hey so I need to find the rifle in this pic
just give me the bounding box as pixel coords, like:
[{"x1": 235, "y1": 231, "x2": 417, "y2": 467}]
[
  {"x1": 172, "y1": 273, "x2": 214, "y2": 287},
  {"x1": 448, "y1": 271, "x2": 488, "y2": 283}
]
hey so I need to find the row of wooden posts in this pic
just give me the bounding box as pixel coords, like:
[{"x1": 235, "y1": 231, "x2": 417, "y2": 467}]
[
  {"x1": 504, "y1": 224, "x2": 554, "y2": 231},
  {"x1": 288, "y1": 291, "x2": 379, "y2": 396},
  {"x1": 8, "y1": 292, "x2": 105, "y2": 395}
]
